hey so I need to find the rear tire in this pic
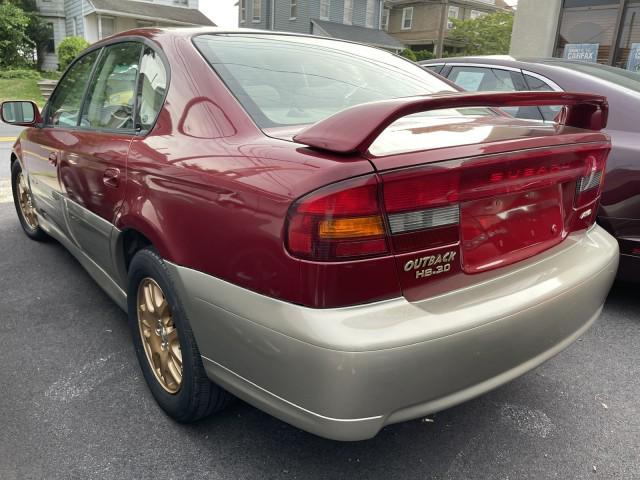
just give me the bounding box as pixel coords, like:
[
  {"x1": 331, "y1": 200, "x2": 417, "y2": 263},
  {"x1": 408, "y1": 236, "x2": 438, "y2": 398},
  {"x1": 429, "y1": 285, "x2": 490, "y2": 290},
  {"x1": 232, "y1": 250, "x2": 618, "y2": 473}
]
[
  {"x1": 11, "y1": 161, "x2": 47, "y2": 241},
  {"x1": 127, "y1": 247, "x2": 232, "y2": 422}
]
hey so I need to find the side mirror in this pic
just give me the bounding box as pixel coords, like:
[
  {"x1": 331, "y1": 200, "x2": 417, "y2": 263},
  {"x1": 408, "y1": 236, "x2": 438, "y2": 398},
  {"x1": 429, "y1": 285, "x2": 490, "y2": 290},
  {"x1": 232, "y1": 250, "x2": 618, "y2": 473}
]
[{"x1": 1, "y1": 101, "x2": 42, "y2": 127}]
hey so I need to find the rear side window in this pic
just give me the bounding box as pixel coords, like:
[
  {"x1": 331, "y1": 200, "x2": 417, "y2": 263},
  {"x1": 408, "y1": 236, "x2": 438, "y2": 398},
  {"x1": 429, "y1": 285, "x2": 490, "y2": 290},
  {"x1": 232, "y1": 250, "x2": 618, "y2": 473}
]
[
  {"x1": 47, "y1": 50, "x2": 99, "y2": 127},
  {"x1": 449, "y1": 66, "x2": 516, "y2": 92},
  {"x1": 136, "y1": 46, "x2": 168, "y2": 131},
  {"x1": 524, "y1": 74, "x2": 554, "y2": 92},
  {"x1": 80, "y1": 42, "x2": 142, "y2": 130},
  {"x1": 423, "y1": 65, "x2": 444, "y2": 75},
  {"x1": 524, "y1": 74, "x2": 562, "y2": 121}
]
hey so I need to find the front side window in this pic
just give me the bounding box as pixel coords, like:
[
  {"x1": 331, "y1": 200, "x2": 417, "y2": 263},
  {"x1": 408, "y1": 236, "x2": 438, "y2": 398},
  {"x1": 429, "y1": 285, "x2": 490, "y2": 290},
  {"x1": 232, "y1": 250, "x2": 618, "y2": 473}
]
[
  {"x1": 47, "y1": 49, "x2": 99, "y2": 127},
  {"x1": 253, "y1": 0, "x2": 262, "y2": 22},
  {"x1": 80, "y1": 42, "x2": 142, "y2": 130},
  {"x1": 402, "y1": 7, "x2": 413, "y2": 30},
  {"x1": 344, "y1": 0, "x2": 353, "y2": 25},
  {"x1": 365, "y1": 0, "x2": 375, "y2": 28},
  {"x1": 136, "y1": 46, "x2": 168, "y2": 130},
  {"x1": 320, "y1": 0, "x2": 330, "y2": 20},
  {"x1": 193, "y1": 34, "x2": 459, "y2": 128}
]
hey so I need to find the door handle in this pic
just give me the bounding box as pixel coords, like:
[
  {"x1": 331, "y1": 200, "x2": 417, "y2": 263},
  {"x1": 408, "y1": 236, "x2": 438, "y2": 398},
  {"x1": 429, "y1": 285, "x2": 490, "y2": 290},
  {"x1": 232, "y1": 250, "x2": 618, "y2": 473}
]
[
  {"x1": 103, "y1": 168, "x2": 121, "y2": 188},
  {"x1": 48, "y1": 151, "x2": 58, "y2": 166}
]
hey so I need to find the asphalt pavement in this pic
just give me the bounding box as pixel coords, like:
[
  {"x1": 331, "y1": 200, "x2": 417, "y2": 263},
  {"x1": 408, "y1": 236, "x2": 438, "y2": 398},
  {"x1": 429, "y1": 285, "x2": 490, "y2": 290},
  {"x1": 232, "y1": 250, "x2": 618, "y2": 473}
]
[{"x1": 0, "y1": 146, "x2": 639, "y2": 479}]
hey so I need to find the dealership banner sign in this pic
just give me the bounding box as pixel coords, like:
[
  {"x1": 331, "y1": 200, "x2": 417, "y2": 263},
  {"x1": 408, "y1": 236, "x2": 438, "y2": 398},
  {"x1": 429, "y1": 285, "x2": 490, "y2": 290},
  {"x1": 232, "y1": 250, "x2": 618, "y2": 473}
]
[
  {"x1": 628, "y1": 43, "x2": 640, "y2": 72},
  {"x1": 563, "y1": 44, "x2": 599, "y2": 63}
]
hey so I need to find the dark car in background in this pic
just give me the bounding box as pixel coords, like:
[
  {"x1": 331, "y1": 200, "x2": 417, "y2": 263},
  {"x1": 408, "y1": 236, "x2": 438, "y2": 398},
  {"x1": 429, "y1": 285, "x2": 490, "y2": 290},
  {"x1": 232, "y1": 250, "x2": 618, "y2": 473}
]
[{"x1": 421, "y1": 56, "x2": 640, "y2": 281}]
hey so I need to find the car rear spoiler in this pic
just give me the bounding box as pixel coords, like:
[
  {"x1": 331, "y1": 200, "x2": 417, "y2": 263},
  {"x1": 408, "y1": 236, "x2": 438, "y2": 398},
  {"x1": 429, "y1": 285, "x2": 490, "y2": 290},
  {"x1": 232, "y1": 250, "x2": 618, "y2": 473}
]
[{"x1": 293, "y1": 92, "x2": 609, "y2": 155}]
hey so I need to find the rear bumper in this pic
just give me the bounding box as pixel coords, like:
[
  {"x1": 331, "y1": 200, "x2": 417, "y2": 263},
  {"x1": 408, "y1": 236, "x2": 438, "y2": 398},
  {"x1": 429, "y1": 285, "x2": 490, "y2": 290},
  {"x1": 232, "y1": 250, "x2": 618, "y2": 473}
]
[{"x1": 167, "y1": 225, "x2": 619, "y2": 441}]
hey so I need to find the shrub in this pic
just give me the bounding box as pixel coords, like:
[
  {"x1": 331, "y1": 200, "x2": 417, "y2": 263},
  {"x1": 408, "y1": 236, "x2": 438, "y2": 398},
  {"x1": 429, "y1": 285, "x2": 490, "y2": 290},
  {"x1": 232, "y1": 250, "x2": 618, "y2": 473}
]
[
  {"x1": 57, "y1": 36, "x2": 90, "y2": 71},
  {"x1": 0, "y1": 69, "x2": 41, "y2": 80},
  {"x1": 400, "y1": 48, "x2": 417, "y2": 62},
  {"x1": 414, "y1": 50, "x2": 435, "y2": 62}
]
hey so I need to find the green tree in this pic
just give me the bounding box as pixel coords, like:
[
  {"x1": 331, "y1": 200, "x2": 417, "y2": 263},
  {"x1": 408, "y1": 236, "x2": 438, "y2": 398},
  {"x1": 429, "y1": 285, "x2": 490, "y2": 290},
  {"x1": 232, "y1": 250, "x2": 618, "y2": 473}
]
[
  {"x1": 448, "y1": 11, "x2": 514, "y2": 56},
  {"x1": 16, "y1": 0, "x2": 54, "y2": 69},
  {"x1": 0, "y1": 2, "x2": 33, "y2": 67},
  {"x1": 57, "y1": 36, "x2": 90, "y2": 71}
]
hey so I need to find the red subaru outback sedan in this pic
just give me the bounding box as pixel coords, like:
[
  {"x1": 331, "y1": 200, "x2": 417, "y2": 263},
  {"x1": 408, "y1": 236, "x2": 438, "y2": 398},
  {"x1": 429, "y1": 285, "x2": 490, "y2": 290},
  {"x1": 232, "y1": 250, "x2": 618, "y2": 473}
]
[{"x1": 2, "y1": 29, "x2": 619, "y2": 441}]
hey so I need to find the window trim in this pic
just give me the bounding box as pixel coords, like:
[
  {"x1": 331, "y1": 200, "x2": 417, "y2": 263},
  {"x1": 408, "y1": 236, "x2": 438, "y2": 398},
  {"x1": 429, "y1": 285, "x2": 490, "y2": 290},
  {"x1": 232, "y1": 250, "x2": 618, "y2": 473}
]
[
  {"x1": 290, "y1": 0, "x2": 297, "y2": 20},
  {"x1": 521, "y1": 70, "x2": 563, "y2": 92},
  {"x1": 252, "y1": 0, "x2": 262, "y2": 23},
  {"x1": 343, "y1": 0, "x2": 353, "y2": 25},
  {"x1": 320, "y1": 0, "x2": 330, "y2": 21},
  {"x1": 401, "y1": 7, "x2": 413, "y2": 30},
  {"x1": 381, "y1": 8, "x2": 389, "y2": 31},
  {"x1": 447, "y1": 5, "x2": 459, "y2": 29},
  {"x1": 42, "y1": 36, "x2": 171, "y2": 137},
  {"x1": 365, "y1": 0, "x2": 375, "y2": 28},
  {"x1": 240, "y1": 0, "x2": 246, "y2": 23}
]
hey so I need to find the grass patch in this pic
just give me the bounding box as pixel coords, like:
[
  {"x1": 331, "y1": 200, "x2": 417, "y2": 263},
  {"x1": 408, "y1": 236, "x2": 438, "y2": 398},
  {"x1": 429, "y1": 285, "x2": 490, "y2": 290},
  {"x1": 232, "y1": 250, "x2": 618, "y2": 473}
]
[{"x1": 0, "y1": 78, "x2": 45, "y2": 106}]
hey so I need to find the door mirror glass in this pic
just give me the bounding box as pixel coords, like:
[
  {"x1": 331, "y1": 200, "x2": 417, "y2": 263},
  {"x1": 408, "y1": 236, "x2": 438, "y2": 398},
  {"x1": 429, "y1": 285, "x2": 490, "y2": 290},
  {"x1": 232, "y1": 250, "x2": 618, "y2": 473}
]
[{"x1": 1, "y1": 101, "x2": 39, "y2": 126}]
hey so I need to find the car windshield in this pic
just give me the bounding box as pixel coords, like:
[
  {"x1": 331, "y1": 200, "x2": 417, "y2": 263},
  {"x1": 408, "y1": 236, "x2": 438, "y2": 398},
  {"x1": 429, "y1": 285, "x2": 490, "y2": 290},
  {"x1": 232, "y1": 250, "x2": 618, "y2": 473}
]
[
  {"x1": 545, "y1": 61, "x2": 640, "y2": 93},
  {"x1": 193, "y1": 33, "x2": 461, "y2": 128}
]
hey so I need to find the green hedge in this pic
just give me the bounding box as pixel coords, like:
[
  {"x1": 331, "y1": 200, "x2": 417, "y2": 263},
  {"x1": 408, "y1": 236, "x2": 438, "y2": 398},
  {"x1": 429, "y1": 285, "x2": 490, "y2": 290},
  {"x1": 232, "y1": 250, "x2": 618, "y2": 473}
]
[{"x1": 0, "y1": 69, "x2": 42, "y2": 80}]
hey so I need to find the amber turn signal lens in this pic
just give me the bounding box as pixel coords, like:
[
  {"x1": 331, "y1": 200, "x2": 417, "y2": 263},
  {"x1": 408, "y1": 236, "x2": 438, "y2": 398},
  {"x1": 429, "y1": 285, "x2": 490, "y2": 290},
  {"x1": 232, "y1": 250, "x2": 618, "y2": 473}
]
[{"x1": 318, "y1": 216, "x2": 385, "y2": 239}]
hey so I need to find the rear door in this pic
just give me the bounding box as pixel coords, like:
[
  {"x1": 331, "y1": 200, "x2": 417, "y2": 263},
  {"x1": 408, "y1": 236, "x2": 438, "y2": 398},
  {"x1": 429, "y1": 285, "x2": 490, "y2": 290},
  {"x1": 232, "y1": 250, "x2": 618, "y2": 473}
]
[{"x1": 58, "y1": 41, "x2": 142, "y2": 277}]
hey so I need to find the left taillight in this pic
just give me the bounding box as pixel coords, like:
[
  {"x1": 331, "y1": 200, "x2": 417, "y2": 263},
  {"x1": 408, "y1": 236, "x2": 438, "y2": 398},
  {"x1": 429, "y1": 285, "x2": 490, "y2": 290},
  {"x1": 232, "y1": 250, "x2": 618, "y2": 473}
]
[{"x1": 286, "y1": 175, "x2": 389, "y2": 261}]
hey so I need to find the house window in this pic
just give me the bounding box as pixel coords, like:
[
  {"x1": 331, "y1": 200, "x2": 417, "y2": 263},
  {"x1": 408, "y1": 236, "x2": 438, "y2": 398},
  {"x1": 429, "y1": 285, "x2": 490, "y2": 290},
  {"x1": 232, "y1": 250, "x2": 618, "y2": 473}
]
[
  {"x1": 174, "y1": 0, "x2": 188, "y2": 4},
  {"x1": 320, "y1": 0, "x2": 330, "y2": 21},
  {"x1": 99, "y1": 16, "x2": 115, "y2": 39},
  {"x1": 381, "y1": 8, "x2": 389, "y2": 30},
  {"x1": 470, "y1": 10, "x2": 485, "y2": 20},
  {"x1": 343, "y1": 0, "x2": 353, "y2": 25},
  {"x1": 137, "y1": 20, "x2": 155, "y2": 28},
  {"x1": 401, "y1": 7, "x2": 413, "y2": 30},
  {"x1": 240, "y1": 0, "x2": 246, "y2": 23},
  {"x1": 73, "y1": 16, "x2": 80, "y2": 36},
  {"x1": 46, "y1": 22, "x2": 55, "y2": 53},
  {"x1": 290, "y1": 0, "x2": 297, "y2": 19},
  {"x1": 365, "y1": 0, "x2": 375, "y2": 28},
  {"x1": 447, "y1": 5, "x2": 459, "y2": 29},
  {"x1": 253, "y1": 0, "x2": 262, "y2": 22}
]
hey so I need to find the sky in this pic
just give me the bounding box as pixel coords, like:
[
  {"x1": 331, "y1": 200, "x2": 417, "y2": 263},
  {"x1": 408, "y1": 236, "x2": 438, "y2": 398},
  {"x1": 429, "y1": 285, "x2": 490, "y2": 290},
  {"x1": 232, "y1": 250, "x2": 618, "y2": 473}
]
[
  {"x1": 200, "y1": 0, "x2": 239, "y2": 28},
  {"x1": 200, "y1": 0, "x2": 518, "y2": 28}
]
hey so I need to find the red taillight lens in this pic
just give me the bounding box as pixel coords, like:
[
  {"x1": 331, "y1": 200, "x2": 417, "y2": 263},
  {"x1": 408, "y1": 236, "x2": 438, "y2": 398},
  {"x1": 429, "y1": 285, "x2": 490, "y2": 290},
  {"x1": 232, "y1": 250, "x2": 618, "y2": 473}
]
[{"x1": 286, "y1": 176, "x2": 389, "y2": 261}]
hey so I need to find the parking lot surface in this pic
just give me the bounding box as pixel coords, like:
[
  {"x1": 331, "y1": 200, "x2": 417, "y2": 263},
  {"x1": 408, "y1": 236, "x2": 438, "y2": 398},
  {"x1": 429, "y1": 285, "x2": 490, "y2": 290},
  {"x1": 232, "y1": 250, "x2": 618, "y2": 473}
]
[{"x1": 0, "y1": 158, "x2": 639, "y2": 479}]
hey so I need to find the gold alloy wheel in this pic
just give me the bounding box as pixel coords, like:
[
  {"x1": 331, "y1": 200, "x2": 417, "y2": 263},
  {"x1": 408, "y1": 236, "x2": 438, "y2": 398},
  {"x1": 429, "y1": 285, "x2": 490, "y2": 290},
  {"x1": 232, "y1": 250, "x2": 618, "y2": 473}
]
[
  {"x1": 137, "y1": 278, "x2": 183, "y2": 393},
  {"x1": 16, "y1": 172, "x2": 38, "y2": 229}
]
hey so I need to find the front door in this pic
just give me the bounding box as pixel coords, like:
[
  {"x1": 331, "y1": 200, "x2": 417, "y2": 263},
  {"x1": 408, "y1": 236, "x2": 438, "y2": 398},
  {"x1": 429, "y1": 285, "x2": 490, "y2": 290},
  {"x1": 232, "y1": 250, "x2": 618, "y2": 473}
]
[
  {"x1": 23, "y1": 49, "x2": 100, "y2": 236},
  {"x1": 58, "y1": 42, "x2": 143, "y2": 278}
]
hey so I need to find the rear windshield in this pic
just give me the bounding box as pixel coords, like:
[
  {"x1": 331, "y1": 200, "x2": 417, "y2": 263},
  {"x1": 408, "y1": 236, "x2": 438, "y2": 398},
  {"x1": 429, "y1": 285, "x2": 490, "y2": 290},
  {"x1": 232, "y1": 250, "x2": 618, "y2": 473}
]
[{"x1": 193, "y1": 34, "x2": 460, "y2": 128}]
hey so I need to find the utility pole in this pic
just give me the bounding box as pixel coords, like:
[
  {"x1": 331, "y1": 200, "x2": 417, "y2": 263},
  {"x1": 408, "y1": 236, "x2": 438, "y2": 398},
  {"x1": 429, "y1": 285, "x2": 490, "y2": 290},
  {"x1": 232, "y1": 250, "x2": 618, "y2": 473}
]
[{"x1": 436, "y1": 0, "x2": 449, "y2": 58}]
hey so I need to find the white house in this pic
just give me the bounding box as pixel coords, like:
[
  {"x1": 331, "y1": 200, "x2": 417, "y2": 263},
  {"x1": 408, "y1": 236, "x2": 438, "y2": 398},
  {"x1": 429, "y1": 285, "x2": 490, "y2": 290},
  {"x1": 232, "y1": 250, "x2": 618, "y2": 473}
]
[{"x1": 37, "y1": 0, "x2": 215, "y2": 70}]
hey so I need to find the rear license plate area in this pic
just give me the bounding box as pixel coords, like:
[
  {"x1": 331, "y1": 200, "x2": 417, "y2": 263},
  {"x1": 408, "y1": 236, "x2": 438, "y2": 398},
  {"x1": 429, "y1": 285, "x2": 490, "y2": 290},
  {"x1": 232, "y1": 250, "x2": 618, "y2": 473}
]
[{"x1": 460, "y1": 185, "x2": 564, "y2": 273}]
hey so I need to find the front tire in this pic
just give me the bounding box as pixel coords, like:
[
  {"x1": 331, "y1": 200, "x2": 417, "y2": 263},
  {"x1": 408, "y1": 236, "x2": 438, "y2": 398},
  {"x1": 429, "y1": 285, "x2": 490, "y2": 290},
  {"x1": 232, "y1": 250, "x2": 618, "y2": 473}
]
[
  {"x1": 11, "y1": 161, "x2": 47, "y2": 241},
  {"x1": 127, "y1": 247, "x2": 232, "y2": 422}
]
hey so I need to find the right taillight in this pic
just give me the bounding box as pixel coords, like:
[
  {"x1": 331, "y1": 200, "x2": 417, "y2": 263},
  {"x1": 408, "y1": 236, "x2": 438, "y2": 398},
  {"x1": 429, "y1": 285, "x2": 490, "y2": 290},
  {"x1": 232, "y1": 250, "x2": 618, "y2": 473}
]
[{"x1": 286, "y1": 175, "x2": 389, "y2": 261}]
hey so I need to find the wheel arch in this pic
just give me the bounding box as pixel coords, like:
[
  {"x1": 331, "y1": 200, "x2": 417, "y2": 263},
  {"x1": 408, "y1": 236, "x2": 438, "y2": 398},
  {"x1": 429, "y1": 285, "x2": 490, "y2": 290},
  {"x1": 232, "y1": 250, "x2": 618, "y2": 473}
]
[{"x1": 112, "y1": 217, "x2": 176, "y2": 287}]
